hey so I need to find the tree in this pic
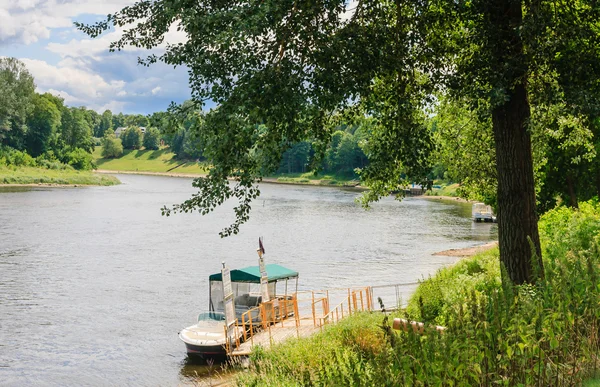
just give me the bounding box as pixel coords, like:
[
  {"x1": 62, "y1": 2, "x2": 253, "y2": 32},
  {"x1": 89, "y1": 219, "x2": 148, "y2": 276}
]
[
  {"x1": 84, "y1": 109, "x2": 101, "y2": 138},
  {"x1": 124, "y1": 114, "x2": 149, "y2": 128},
  {"x1": 112, "y1": 112, "x2": 125, "y2": 129},
  {"x1": 61, "y1": 107, "x2": 93, "y2": 152},
  {"x1": 0, "y1": 57, "x2": 35, "y2": 150},
  {"x1": 79, "y1": 0, "x2": 600, "y2": 284},
  {"x1": 279, "y1": 142, "x2": 312, "y2": 174},
  {"x1": 26, "y1": 93, "x2": 62, "y2": 157},
  {"x1": 101, "y1": 129, "x2": 123, "y2": 158},
  {"x1": 97, "y1": 110, "x2": 113, "y2": 138},
  {"x1": 432, "y1": 96, "x2": 498, "y2": 207},
  {"x1": 143, "y1": 127, "x2": 161, "y2": 150},
  {"x1": 121, "y1": 126, "x2": 143, "y2": 149}
]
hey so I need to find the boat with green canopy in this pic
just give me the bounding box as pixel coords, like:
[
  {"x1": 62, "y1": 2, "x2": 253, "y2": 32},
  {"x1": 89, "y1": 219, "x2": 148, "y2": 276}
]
[
  {"x1": 179, "y1": 259, "x2": 299, "y2": 358},
  {"x1": 208, "y1": 264, "x2": 298, "y2": 314}
]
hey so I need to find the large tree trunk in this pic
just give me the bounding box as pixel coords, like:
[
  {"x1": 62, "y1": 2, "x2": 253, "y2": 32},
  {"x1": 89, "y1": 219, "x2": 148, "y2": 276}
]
[
  {"x1": 490, "y1": 0, "x2": 544, "y2": 285},
  {"x1": 566, "y1": 175, "x2": 579, "y2": 209}
]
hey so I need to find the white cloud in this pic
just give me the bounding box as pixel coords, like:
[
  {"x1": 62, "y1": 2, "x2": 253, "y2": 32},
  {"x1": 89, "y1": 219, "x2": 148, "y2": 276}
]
[
  {"x1": 21, "y1": 58, "x2": 127, "y2": 111},
  {"x1": 2, "y1": 0, "x2": 193, "y2": 113},
  {"x1": 46, "y1": 22, "x2": 187, "y2": 59},
  {"x1": 0, "y1": 0, "x2": 134, "y2": 45}
]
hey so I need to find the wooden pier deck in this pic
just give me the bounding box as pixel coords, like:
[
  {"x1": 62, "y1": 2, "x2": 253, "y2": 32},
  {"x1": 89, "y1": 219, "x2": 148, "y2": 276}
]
[{"x1": 230, "y1": 318, "x2": 319, "y2": 356}]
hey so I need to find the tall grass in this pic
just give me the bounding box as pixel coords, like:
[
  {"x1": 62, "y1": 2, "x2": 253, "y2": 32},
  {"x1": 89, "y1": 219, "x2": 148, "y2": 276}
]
[{"x1": 238, "y1": 200, "x2": 600, "y2": 386}]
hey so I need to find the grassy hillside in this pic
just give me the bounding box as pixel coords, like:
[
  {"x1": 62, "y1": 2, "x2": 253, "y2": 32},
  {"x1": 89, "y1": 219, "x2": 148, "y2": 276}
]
[
  {"x1": 93, "y1": 147, "x2": 360, "y2": 185},
  {"x1": 92, "y1": 147, "x2": 209, "y2": 175},
  {"x1": 267, "y1": 171, "x2": 360, "y2": 186},
  {"x1": 0, "y1": 165, "x2": 119, "y2": 186}
]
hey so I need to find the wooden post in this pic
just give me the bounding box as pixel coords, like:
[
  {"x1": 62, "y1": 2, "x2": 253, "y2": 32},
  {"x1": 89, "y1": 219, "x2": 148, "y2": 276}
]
[
  {"x1": 360, "y1": 290, "x2": 364, "y2": 311},
  {"x1": 347, "y1": 289, "x2": 352, "y2": 315},
  {"x1": 249, "y1": 310, "x2": 254, "y2": 346},
  {"x1": 242, "y1": 314, "x2": 247, "y2": 342},
  {"x1": 311, "y1": 291, "x2": 316, "y2": 327}
]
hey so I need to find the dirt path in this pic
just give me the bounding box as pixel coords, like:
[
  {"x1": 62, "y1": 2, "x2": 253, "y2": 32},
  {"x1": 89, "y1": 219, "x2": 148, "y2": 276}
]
[
  {"x1": 94, "y1": 169, "x2": 206, "y2": 178},
  {"x1": 419, "y1": 195, "x2": 474, "y2": 203},
  {"x1": 433, "y1": 241, "x2": 498, "y2": 257}
]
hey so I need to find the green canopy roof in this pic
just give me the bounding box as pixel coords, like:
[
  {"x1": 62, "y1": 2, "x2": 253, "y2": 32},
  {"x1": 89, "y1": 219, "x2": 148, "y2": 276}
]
[{"x1": 209, "y1": 264, "x2": 298, "y2": 283}]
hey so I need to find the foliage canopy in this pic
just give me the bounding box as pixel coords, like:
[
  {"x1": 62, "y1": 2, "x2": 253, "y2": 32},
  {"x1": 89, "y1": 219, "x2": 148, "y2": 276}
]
[{"x1": 79, "y1": 0, "x2": 600, "y2": 284}]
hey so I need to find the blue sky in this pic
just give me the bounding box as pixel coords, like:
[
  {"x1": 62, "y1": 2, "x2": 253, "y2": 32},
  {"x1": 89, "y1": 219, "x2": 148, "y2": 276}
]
[{"x1": 0, "y1": 0, "x2": 191, "y2": 114}]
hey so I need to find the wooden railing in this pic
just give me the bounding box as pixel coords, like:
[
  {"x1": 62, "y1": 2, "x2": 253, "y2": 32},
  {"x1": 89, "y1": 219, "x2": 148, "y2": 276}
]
[
  {"x1": 225, "y1": 286, "x2": 375, "y2": 354},
  {"x1": 317, "y1": 287, "x2": 372, "y2": 328},
  {"x1": 226, "y1": 295, "x2": 299, "y2": 353}
]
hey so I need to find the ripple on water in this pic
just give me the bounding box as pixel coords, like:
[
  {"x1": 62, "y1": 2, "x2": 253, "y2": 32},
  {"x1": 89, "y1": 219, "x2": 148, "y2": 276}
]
[{"x1": 0, "y1": 175, "x2": 497, "y2": 385}]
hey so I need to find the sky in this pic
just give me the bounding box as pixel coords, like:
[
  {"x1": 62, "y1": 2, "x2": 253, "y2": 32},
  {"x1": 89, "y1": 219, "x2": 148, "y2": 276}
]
[{"x1": 0, "y1": 0, "x2": 192, "y2": 115}]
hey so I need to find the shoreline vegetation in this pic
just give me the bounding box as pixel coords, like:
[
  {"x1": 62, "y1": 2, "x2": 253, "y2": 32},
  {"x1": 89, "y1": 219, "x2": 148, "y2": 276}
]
[
  {"x1": 0, "y1": 165, "x2": 120, "y2": 187},
  {"x1": 236, "y1": 200, "x2": 600, "y2": 386},
  {"x1": 93, "y1": 147, "x2": 465, "y2": 193},
  {"x1": 93, "y1": 147, "x2": 365, "y2": 188}
]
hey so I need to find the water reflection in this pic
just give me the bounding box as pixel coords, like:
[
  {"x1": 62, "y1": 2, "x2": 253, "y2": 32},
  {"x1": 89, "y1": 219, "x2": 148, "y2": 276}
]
[
  {"x1": 179, "y1": 357, "x2": 235, "y2": 386},
  {"x1": 0, "y1": 186, "x2": 32, "y2": 193}
]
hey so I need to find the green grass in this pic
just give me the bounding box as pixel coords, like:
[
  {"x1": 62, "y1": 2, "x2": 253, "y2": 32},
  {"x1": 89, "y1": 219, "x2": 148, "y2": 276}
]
[
  {"x1": 426, "y1": 182, "x2": 460, "y2": 197},
  {"x1": 0, "y1": 165, "x2": 120, "y2": 186},
  {"x1": 238, "y1": 200, "x2": 600, "y2": 386},
  {"x1": 94, "y1": 147, "x2": 363, "y2": 186},
  {"x1": 267, "y1": 171, "x2": 360, "y2": 186},
  {"x1": 92, "y1": 147, "x2": 209, "y2": 175}
]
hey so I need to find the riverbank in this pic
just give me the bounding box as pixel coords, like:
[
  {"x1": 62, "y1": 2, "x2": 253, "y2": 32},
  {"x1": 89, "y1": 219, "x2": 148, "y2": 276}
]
[
  {"x1": 96, "y1": 169, "x2": 367, "y2": 190},
  {"x1": 432, "y1": 241, "x2": 498, "y2": 257},
  {"x1": 237, "y1": 201, "x2": 600, "y2": 386},
  {"x1": 93, "y1": 147, "x2": 361, "y2": 187},
  {"x1": 0, "y1": 166, "x2": 120, "y2": 186},
  {"x1": 420, "y1": 195, "x2": 472, "y2": 203}
]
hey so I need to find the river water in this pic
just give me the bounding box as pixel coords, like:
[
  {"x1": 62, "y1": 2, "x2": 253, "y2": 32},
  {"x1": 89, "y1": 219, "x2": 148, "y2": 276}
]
[{"x1": 0, "y1": 174, "x2": 496, "y2": 386}]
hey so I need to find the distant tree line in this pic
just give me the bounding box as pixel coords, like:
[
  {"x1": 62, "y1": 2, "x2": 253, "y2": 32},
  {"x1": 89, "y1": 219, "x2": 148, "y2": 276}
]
[{"x1": 0, "y1": 57, "x2": 165, "y2": 166}]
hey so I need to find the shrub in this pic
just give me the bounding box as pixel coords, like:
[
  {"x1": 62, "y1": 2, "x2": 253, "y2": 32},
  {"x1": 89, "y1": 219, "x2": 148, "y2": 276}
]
[
  {"x1": 405, "y1": 248, "x2": 501, "y2": 325},
  {"x1": 65, "y1": 148, "x2": 94, "y2": 170},
  {"x1": 101, "y1": 131, "x2": 124, "y2": 158},
  {"x1": 0, "y1": 146, "x2": 37, "y2": 167},
  {"x1": 121, "y1": 126, "x2": 143, "y2": 149}
]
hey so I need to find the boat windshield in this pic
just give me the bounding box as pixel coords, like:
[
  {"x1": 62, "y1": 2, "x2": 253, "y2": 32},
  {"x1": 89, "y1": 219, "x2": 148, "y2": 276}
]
[{"x1": 197, "y1": 311, "x2": 226, "y2": 322}]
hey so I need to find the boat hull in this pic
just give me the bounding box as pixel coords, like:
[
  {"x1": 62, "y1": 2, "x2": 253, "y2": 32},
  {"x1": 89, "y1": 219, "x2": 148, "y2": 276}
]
[{"x1": 183, "y1": 341, "x2": 227, "y2": 359}]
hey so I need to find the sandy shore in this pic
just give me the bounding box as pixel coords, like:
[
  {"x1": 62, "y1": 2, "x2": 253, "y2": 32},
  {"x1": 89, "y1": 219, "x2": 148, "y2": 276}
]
[
  {"x1": 419, "y1": 195, "x2": 473, "y2": 203},
  {"x1": 94, "y1": 169, "x2": 205, "y2": 178},
  {"x1": 433, "y1": 241, "x2": 498, "y2": 257}
]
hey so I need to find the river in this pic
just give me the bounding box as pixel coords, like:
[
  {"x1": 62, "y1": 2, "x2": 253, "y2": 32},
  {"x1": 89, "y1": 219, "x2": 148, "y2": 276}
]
[{"x1": 0, "y1": 174, "x2": 496, "y2": 386}]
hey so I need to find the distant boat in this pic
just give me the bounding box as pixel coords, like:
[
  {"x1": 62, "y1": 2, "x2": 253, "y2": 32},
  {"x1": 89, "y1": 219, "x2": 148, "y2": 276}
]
[
  {"x1": 472, "y1": 202, "x2": 496, "y2": 223},
  {"x1": 178, "y1": 263, "x2": 299, "y2": 358}
]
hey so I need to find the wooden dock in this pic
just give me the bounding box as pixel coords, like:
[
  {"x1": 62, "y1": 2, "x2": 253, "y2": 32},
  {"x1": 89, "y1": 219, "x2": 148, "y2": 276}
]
[
  {"x1": 230, "y1": 318, "x2": 319, "y2": 356},
  {"x1": 225, "y1": 287, "x2": 375, "y2": 357}
]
